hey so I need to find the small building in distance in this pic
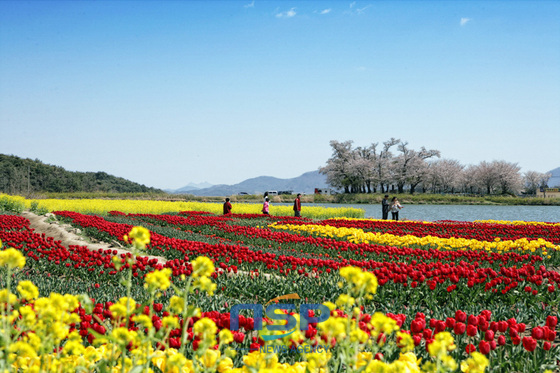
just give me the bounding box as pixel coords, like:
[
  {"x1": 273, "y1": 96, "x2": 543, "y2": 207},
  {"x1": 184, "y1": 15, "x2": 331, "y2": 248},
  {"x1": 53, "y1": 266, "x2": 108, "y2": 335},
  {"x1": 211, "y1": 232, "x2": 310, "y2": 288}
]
[
  {"x1": 537, "y1": 187, "x2": 560, "y2": 198},
  {"x1": 278, "y1": 190, "x2": 293, "y2": 195},
  {"x1": 314, "y1": 188, "x2": 331, "y2": 195}
]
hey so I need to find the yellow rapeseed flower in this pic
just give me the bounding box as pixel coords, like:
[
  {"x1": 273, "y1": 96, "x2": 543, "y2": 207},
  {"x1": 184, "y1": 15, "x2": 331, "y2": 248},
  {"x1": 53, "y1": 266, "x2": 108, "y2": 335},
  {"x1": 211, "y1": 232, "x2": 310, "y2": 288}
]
[
  {"x1": 193, "y1": 275, "x2": 217, "y2": 296},
  {"x1": 397, "y1": 331, "x2": 415, "y2": 353},
  {"x1": 335, "y1": 294, "x2": 355, "y2": 309},
  {"x1": 193, "y1": 318, "x2": 218, "y2": 342},
  {"x1": 460, "y1": 352, "x2": 489, "y2": 373},
  {"x1": 318, "y1": 317, "x2": 347, "y2": 342},
  {"x1": 111, "y1": 327, "x2": 138, "y2": 346},
  {"x1": 128, "y1": 226, "x2": 150, "y2": 249},
  {"x1": 144, "y1": 268, "x2": 172, "y2": 291},
  {"x1": 199, "y1": 349, "x2": 220, "y2": 369},
  {"x1": 109, "y1": 297, "x2": 137, "y2": 317},
  {"x1": 369, "y1": 312, "x2": 399, "y2": 338},
  {"x1": 0, "y1": 289, "x2": 17, "y2": 305},
  {"x1": 218, "y1": 329, "x2": 234, "y2": 344},
  {"x1": 19, "y1": 305, "x2": 36, "y2": 329},
  {"x1": 133, "y1": 314, "x2": 153, "y2": 329},
  {"x1": 0, "y1": 248, "x2": 26, "y2": 269},
  {"x1": 162, "y1": 316, "x2": 180, "y2": 329},
  {"x1": 191, "y1": 256, "x2": 214, "y2": 278},
  {"x1": 217, "y1": 357, "x2": 234, "y2": 373},
  {"x1": 17, "y1": 280, "x2": 39, "y2": 300},
  {"x1": 169, "y1": 295, "x2": 184, "y2": 314},
  {"x1": 306, "y1": 351, "x2": 331, "y2": 372},
  {"x1": 428, "y1": 331, "x2": 456, "y2": 358}
]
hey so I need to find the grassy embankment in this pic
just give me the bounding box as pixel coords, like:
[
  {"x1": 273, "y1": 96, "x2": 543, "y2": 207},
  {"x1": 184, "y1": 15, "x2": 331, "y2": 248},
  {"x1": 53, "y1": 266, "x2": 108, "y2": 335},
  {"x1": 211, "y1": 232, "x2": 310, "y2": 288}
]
[{"x1": 315, "y1": 193, "x2": 560, "y2": 206}]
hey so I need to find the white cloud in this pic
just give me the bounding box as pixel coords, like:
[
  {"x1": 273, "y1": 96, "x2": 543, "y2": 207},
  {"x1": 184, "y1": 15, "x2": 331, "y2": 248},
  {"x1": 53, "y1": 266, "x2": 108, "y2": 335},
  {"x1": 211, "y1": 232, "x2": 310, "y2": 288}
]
[
  {"x1": 244, "y1": 1, "x2": 255, "y2": 8},
  {"x1": 276, "y1": 8, "x2": 297, "y2": 18},
  {"x1": 460, "y1": 17, "x2": 471, "y2": 26},
  {"x1": 345, "y1": 2, "x2": 370, "y2": 15},
  {"x1": 319, "y1": 8, "x2": 332, "y2": 15},
  {"x1": 355, "y1": 5, "x2": 371, "y2": 14}
]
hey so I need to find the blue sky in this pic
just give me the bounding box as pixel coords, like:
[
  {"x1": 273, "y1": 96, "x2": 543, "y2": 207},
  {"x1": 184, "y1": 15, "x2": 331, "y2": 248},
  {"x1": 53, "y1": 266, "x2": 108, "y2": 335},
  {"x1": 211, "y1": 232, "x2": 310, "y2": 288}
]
[{"x1": 1, "y1": 1, "x2": 559, "y2": 190}]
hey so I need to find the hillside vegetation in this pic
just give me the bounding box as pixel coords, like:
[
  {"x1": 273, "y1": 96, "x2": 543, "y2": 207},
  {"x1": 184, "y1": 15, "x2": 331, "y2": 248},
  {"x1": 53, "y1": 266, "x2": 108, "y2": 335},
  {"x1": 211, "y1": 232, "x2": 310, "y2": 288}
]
[{"x1": 0, "y1": 154, "x2": 163, "y2": 195}]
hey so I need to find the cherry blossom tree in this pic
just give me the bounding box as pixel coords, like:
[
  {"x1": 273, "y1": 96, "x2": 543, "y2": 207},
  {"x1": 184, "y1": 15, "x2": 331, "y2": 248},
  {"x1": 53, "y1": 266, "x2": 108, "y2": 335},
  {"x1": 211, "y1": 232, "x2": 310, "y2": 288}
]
[
  {"x1": 426, "y1": 159, "x2": 465, "y2": 193},
  {"x1": 319, "y1": 140, "x2": 355, "y2": 193},
  {"x1": 391, "y1": 141, "x2": 440, "y2": 194},
  {"x1": 523, "y1": 171, "x2": 551, "y2": 195}
]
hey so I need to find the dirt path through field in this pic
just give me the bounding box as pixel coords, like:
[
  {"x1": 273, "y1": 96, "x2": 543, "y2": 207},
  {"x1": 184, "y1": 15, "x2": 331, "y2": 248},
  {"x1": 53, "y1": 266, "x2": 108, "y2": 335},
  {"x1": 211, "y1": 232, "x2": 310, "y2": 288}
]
[
  {"x1": 20, "y1": 211, "x2": 282, "y2": 279},
  {"x1": 21, "y1": 211, "x2": 168, "y2": 264}
]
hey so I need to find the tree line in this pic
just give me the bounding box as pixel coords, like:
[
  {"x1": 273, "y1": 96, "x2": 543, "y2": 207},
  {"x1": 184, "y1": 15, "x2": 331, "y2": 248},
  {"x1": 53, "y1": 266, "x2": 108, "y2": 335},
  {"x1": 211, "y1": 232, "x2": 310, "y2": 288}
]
[
  {"x1": 0, "y1": 154, "x2": 163, "y2": 194},
  {"x1": 319, "y1": 139, "x2": 551, "y2": 195}
]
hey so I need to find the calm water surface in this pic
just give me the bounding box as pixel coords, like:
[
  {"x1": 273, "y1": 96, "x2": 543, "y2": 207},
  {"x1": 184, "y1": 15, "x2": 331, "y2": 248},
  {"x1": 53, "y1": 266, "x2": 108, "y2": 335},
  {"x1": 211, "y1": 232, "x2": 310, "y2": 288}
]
[{"x1": 312, "y1": 203, "x2": 560, "y2": 222}]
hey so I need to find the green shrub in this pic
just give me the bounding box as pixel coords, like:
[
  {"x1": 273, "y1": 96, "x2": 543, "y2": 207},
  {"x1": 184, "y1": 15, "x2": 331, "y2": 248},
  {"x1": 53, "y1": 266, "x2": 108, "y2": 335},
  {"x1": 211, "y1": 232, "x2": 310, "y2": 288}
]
[
  {"x1": 0, "y1": 194, "x2": 26, "y2": 213},
  {"x1": 30, "y1": 201, "x2": 49, "y2": 215}
]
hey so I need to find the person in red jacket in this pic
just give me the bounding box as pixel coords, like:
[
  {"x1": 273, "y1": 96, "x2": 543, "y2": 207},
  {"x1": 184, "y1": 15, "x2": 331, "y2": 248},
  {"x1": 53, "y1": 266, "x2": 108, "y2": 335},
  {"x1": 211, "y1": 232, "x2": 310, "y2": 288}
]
[
  {"x1": 223, "y1": 198, "x2": 232, "y2": 215},
  {"x1": 293, "y1": 193, "x2": 301, "y2": 217}
]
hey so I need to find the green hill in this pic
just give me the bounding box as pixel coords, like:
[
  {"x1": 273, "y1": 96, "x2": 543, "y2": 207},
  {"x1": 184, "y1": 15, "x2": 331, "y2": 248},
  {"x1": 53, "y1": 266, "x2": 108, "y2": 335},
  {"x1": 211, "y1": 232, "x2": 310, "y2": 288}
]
[{"x1": 0, "y1": 154, "x2": 163, "y2": 194}]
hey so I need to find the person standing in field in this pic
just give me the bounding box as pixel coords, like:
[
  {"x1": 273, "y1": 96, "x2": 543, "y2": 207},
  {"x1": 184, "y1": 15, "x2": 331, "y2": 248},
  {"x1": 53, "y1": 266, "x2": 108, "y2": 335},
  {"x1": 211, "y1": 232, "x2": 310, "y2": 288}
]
[
  {"x1": 293, "y1": 193, "x2": 302, "y2": 217},
  {"x1": 390, "y1": 197, "x2": 403, "y2": 221},
  {"x1": 262, "y1": 197, "x2": 270, "y2": 215},
  {"x1": 381, "y1": 194, "x2": 390, "y2": 220},
  {"x1": 223, "y1": 198, "x2": 232, "y2": 215}
]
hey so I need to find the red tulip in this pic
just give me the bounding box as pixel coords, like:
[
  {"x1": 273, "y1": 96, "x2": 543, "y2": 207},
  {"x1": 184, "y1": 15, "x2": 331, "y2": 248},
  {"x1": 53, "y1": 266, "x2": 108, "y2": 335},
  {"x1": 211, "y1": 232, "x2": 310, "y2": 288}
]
[
  {"x1": 479, "y1": 340, "x2": 490, "y2": 355},
  {"x1": 522, "y1": 336, "x2": 537, "y2": 352},
  {"x1": 544, "y1": 327, "x2": 556, "y2": 342},
  {"x1": 411, "y1": 319, "x2": 425, "y2": 334},
  {"x1": 497, "y1": 335, "x2": 506, "y2": 346},
  {"x1": 467, "y1": 315, "x2": 478, "y2": 326},
  {"x1": 455, "y1": 310, "x2": 467, "y2": 323},
  {"x1": 467, "y1": 325, "x2": 478, "y2": 337},
  {"x1": 531, "y1": 327, "x2": 544, "y2": 340},
  {"x1": 454, "y1": 322, "x2": 466, "y2": 335},
  {"x1": 497, "y1": 321, "x2": 508, "y2": 333},
  {"x1": 546, "y1": 316, "x2": 557, "y2": 328}
]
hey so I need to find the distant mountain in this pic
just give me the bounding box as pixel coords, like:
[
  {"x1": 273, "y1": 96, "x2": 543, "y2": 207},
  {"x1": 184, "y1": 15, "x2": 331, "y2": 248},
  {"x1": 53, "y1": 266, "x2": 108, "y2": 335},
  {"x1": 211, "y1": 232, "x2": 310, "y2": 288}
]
[
  {"x1": 547, "y1": 167, "x2": 560, "y2": 187},
  {"x1": 173, "y1": 182, "x2": 213, "y2": 193},
  {"x1": 174, "y1": 170, "x2": 329, "y2": 196}
]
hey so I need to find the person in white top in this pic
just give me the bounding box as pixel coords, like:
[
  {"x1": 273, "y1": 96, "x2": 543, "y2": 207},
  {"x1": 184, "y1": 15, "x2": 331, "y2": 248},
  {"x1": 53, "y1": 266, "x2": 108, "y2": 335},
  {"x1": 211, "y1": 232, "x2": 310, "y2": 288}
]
[{"x1": 390, "y1": 197, "x2": 403, "y2": 221}]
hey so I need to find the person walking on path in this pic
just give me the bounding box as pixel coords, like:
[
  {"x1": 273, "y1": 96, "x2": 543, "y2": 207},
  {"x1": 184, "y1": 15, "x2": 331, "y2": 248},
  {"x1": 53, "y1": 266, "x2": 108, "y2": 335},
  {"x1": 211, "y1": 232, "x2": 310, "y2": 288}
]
[
  {"x1": 293, "y1": 193, "x2": 302, "y2": 217},
  {"x1": 223, "y1": 198, "x2": 232, "y2": 215},
  {"x1": 381, "y1": 195, "x2": 390, "y2": 220},
  {"x1": 262, "y1": 197, "x2": 270, "y2": 215},
  {"x1": 390, "y1": 197, "x2": 403, "y2": 221}
]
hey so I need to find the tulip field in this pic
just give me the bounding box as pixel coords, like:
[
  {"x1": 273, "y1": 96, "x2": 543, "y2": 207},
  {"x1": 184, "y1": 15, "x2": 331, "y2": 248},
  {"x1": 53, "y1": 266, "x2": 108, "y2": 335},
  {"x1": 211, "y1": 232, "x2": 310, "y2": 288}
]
[{"x1": 0, "y1": 195, "x2": 559, "y2": 372}]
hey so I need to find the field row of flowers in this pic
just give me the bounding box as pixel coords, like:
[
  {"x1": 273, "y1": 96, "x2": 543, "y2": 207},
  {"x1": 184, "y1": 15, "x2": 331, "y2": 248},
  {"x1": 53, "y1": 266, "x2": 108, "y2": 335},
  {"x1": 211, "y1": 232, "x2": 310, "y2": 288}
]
[
  {"x1": 40, "y1": 211, "x2": 559, "y2": 306},
  {"x1": 1, "y1": 198, "x2": 559, "y2": 372},
  {"x1": 304, "y1": 218, "x2": 560, "y2": 245},
  {"x1": 0, "y1": 193, "x2": 365, "y2": 219}
]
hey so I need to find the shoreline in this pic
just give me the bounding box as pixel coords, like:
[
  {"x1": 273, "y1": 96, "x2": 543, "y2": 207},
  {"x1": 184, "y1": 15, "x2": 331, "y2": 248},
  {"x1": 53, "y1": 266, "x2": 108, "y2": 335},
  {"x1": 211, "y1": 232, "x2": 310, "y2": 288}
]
[{"x1": 20, "y1": 192, "x2": 560, "y2": 206}]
